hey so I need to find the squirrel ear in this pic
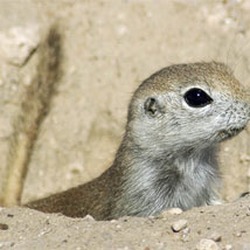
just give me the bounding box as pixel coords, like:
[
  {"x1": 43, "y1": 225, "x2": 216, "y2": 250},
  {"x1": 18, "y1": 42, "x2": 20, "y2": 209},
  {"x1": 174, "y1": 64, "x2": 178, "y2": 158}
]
[{"x1": 144, "y1": 97, "x2": 160, "y2": 117}]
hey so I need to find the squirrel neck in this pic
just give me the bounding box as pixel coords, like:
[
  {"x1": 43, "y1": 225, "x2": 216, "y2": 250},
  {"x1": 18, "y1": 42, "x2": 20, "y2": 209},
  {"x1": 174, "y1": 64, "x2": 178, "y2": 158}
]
[{"x1": 110, "y1": 133, "x2": 221, "y2": 218}]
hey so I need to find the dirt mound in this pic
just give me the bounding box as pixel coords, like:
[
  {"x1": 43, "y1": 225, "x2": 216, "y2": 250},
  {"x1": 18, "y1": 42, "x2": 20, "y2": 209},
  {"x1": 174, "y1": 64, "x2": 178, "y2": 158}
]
[{"x1": 0, "y1": 195, "x2": 249, "y2": 249}]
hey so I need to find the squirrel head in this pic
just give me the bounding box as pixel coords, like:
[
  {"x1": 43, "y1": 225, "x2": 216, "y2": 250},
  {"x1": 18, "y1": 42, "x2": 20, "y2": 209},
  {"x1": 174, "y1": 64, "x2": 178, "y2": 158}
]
[{"x1": 126, "y1": 62, "x2": 250, "y2": 155}]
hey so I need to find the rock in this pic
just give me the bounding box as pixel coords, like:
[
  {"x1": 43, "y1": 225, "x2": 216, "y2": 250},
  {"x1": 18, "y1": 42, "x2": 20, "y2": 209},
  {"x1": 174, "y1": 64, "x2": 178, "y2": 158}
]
[
  {"x1": 196, "y1": 239, "x2": 219, "y2": 250},
  {"x1": 159, "y1": 208, "x2": 183, "y2": 219},
  {"x1": 181, "y1": 227, "x2": 191, "y2": 242},
  {"x1": 166, "y1": 208, "x2": 183, "y2": 215},
  {"x1": 171, "y1": 219, "x2": 188, "y2": 232},
  {"x1": 0, "y1": 26, "x2": 40, "y2": 66},
  {"x1": 82, "y1": 214, "x2": 95, "y2": 221},
  {"x1": 224, "y1": 244, "x2": 233, "y2": 250},
  {"x1": 209, "y1": 232, "x2": 222, "y2": 242}
]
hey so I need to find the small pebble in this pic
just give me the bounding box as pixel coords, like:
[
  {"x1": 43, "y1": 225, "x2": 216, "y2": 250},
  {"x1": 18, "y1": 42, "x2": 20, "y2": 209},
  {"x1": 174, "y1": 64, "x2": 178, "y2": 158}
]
[
  {"x1": 181, "y1": 227, "x2": 191, "y2": 242},
  {"x1": 182, "y1": 227, "x2": 190, "y2": 235},
  {"x1": 158, "y1": 208, "x2": 183, "y2": 218},
  {"x1": 196, "y1": 239, "x2": 219, "y2": 250},
  {"x1": 82, "y1": 214, "x2": 95, "y2": 221},
  {"x1": 209, "y1": 232, "x2": 222, "y2": 242},
  {"x1": 234, "y1": 230, "x2": 246, "y2": 238},
  {"x1": 235, "y1": 231, "x2": 242, "y2": 237},
  {"x1": 167, "y1": 208, "x2": 183, "y2": 215},
  {"x1": 224, "y1": 244, "x2": 233, "y2": 250},
  {"x1": 171, "y1": 219, "x2": 188, "y2": 232}
]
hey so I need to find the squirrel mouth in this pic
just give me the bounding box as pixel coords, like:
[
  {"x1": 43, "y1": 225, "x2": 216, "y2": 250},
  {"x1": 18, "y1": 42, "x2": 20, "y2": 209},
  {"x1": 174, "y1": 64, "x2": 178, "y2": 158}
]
[{"x1": 218, "y1": 126, "x2": 245, "y2": 141}]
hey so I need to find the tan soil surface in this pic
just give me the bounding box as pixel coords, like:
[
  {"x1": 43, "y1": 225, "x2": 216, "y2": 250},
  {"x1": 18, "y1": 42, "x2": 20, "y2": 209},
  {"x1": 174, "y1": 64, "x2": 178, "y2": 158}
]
[{"x1": 0, "y1": 195, "x2": 249, "y2": 250}]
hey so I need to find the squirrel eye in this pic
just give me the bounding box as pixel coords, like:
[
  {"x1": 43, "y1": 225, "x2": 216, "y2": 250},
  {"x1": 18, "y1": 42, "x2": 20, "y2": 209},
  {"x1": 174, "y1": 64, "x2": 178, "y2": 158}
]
[{"x1": 184, "y1": 88, "x2": 213, "y2": 108}]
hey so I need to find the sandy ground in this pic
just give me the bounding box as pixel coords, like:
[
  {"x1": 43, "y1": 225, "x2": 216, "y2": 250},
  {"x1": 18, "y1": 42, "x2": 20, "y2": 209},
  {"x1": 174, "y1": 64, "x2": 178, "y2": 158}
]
[
  {"x1": 0, "y1": 195, "x2": 249, "y2": 250},
  {"x1": 0, "y1": 1, "x2": 249, "y2": 249}
]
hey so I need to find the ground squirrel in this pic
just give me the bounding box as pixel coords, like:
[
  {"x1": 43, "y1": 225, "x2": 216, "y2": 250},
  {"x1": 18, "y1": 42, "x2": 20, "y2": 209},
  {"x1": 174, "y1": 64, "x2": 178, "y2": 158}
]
[{"x1": 26, "y1": 61, "x2": 250, "y2": 220}]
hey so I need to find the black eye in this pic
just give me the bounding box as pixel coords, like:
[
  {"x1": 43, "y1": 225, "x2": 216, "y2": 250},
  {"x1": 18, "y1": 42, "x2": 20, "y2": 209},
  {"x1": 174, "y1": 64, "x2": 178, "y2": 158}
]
[{"x1": 184, "y1": 88, "x2": 213, "y2": 108}]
